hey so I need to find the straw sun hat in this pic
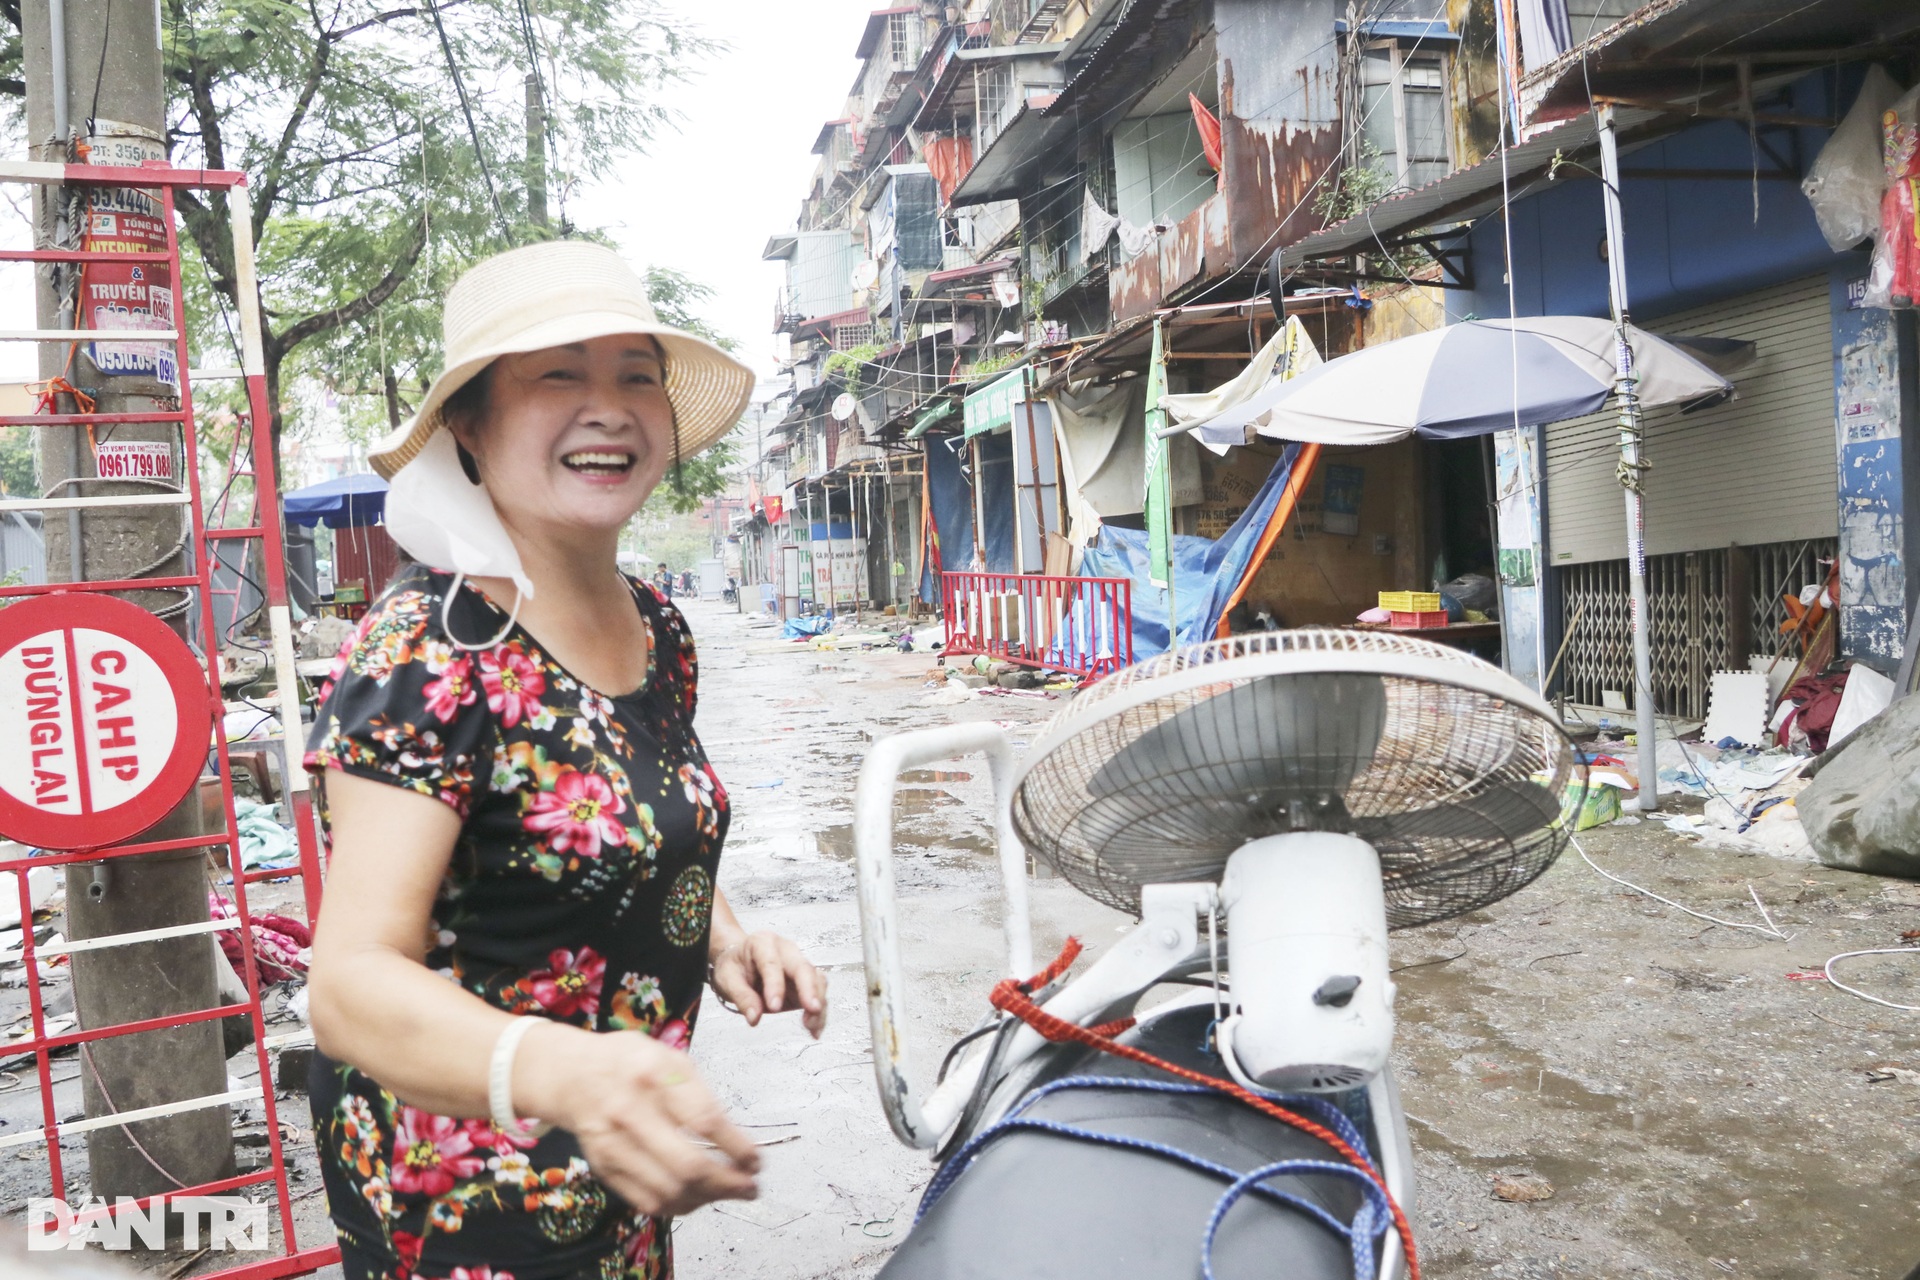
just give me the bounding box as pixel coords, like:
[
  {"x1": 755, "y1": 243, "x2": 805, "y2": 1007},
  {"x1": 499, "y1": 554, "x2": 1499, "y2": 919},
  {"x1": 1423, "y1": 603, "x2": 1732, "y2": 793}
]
[{"x1": 367, "y1": 240, "x2": 754, "y2": 481}]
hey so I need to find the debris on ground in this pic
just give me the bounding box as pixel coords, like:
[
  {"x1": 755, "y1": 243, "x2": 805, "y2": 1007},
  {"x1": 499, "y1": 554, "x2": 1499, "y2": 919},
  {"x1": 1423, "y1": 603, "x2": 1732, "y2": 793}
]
[{"x1": 1490, "y1": 1173, "x2": 1555, "y2": 1203}]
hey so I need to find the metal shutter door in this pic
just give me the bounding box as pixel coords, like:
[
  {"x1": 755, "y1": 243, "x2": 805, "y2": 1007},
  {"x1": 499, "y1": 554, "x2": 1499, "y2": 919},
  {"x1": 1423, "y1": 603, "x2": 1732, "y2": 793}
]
[{"x1": 1545, "y1": 273, "x2": 1837, "y2": 566}]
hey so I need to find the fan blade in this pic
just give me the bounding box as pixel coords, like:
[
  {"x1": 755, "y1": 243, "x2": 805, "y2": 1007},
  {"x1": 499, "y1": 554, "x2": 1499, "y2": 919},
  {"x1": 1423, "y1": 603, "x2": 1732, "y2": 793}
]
[
  {"x1": 1356, "y1": 779, "x2": 1562, "y2": 844},
  {"x1": 1087, "y1": 673, "x2": 1387, "y2": 803}
]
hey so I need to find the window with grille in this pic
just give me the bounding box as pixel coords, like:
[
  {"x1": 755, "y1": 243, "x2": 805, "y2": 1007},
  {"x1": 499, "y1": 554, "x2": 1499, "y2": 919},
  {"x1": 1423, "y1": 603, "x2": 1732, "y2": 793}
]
[
  {"x1": 1359, "y1": 42, "x2": 1452, "y2": 192},
  {"x1": 888, "y1": 12, "x2": 919, "y2": 67},
  {"x1": 978, "y1": 64, "x2": 1016, "y2": 150},
  {"x1": 832, "y1": 321, "x2": 875, "y2": 350}
]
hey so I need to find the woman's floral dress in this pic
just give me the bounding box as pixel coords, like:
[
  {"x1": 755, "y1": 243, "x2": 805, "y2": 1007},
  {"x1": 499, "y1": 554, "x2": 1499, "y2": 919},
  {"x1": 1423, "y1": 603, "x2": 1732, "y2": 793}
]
[{"x1": 303, "y1": 565, "x2": 728, "y2": 1280}]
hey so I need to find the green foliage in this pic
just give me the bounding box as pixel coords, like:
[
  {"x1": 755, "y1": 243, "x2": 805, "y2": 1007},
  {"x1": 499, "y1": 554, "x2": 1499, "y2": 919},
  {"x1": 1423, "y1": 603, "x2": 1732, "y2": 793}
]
[
  {"x1": 153, "y1": 0, "x2": 713, "y2": 446},
  {"x1": 645, "y1": 266, "x2": 738, "y2": 353},
  {"x1": 965, "y1": 349, "x2": 1018, "y2": 379},
  {"x1": 644, "y1": 430, "x2": 739, "y2": 516},
  {"x1": 1313, "y1": 144, "x2": 1399, "y2": 224},
  {"x1": 1313, "y1": 144, "x2": 1431, "y2": 278},
  {"x1": 0, "y1": 426, "x2": 36, "y2": 497},
  {"x1": 633, "y1": 265, "x2": 746, "y2": 516},
  {"x1": 820, "y1": 342, "x2": 882, "y2": 395}
]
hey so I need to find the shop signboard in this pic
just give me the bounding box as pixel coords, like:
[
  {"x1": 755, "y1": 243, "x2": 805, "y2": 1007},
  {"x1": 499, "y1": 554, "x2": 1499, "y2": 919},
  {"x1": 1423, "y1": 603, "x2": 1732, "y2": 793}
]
[
  {"x1": 963, "y1": 366, "x2": 1028, "y2": 439},
  {"x1": 797, "y1": 537, "x2": 868, "y2": 606}
]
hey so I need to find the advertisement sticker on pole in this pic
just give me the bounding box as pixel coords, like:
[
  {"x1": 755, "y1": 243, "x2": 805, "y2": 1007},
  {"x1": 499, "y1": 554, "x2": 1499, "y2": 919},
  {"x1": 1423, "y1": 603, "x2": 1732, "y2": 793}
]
[
  {"x1": 0, "y1": 594, "x2": 212, "y2": 849},
  {"x1": 80, "y1": 119, "x2": 179, "y2": 390}
]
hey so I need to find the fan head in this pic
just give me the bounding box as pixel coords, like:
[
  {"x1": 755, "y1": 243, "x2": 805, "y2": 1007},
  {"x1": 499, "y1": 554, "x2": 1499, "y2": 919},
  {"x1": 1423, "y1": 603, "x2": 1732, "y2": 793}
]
[{"x1": 1012, "y1": 630, "x2": 1582, "y2": 929}]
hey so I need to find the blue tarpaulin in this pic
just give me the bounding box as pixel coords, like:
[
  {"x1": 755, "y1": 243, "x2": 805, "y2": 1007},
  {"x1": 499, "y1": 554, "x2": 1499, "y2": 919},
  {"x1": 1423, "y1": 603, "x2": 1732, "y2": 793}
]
[
  {"x1": 284, "y1": 472, "x2": 388, "y2": 528},
  {"x1": 920, "y1": 433, "x2": 1013, "y2": 597},
  {"x1": 1080, "y1": 443, "x2": 1305, "y2": 660},
  {"x1": 920, "y1": 435, "x2": 974, "y2": 602},
  {"x1": 975, "y1": 433, "x2": 1016, "y2": 574},
  {"x1": 781, "y1": 615, "x2": 833, "y2": 640}
]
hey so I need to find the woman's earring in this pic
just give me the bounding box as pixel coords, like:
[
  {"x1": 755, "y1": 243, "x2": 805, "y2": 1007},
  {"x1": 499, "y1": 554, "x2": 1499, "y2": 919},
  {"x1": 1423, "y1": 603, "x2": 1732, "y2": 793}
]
[{"x1": 455, "y1": 441, "x2": 482, "y2": 486}]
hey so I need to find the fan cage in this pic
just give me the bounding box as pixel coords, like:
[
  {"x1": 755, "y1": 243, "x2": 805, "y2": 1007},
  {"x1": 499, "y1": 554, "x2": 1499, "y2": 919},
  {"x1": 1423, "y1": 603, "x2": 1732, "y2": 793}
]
[{"x1": 1012, "y1": 631, "x2": 1582, "y2": 930}]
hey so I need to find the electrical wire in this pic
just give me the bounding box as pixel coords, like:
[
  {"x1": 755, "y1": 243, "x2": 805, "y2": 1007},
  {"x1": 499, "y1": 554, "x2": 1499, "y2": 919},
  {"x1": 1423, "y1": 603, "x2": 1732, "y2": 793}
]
[
  {"x1": 1823, "y1": 948, "x2": 1920, "y2": 1013},
  {"x1": 424, "y1": 0, "x2": 510, "y2": 242}
]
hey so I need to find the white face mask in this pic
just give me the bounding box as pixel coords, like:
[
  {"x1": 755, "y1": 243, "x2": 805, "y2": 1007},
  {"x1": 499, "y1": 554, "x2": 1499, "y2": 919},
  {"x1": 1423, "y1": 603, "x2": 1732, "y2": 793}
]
[{"x1": 383, "y1": 429, "x2": 536, "y2": 649}]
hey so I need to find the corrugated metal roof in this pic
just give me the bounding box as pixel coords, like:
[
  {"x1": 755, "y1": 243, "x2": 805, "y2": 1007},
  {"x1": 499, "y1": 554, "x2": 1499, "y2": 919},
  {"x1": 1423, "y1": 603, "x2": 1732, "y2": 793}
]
[
  {"x1": 1522, "y1": 0, "x2": 1920, "y2": 122},
  {"x1": 1273, "y1": 106, "x2": 1667, "y2": 272}
]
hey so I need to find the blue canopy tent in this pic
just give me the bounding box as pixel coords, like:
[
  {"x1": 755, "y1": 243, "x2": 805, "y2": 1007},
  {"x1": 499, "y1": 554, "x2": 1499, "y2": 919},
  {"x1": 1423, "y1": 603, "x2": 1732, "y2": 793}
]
[{"x1": 283, "y1": 472, "x2": 388, "y2": 528}]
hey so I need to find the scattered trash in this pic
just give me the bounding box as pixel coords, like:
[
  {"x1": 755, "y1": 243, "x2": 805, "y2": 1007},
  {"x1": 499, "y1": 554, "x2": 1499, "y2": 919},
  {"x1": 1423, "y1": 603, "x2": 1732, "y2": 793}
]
[
  {"x1": 234, "y1": 797, "x2": 298, "y2": 870},
  {"x1": 0, "y1": 867, "x2": 59, "y2": 930},
  {"x1": 1783, "y1": 971, "x2": 1829, "y2": 982},
  {"x1": 1566, "y1": 779, "x2": 1622, "y2": 830},
  {"x1": 1702, "y1": 671, "x2": 1770, "y2": 748},
  {"x1": 1865, "y1": 1067, "x2": 1920, "y2": 1085},
  {"x1": 210, "y1": 893, "x2": 311, "y2": 984},
  {"x1": 1828, "y1": 664, "x2": 1895, "y2": 748},
  {"x1": 1490, "y1": 1173, "x2": 1554, "y2": 1203},
  {"x1": 780, "y1": 616, "x2": 833, "y2": 641}
]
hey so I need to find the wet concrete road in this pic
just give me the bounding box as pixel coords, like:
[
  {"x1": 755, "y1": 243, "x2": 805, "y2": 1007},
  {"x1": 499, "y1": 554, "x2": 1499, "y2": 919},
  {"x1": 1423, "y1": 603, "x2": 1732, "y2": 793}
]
[{"x1": 675, "y1": 598, "x2": 1920, "y2": 1280}]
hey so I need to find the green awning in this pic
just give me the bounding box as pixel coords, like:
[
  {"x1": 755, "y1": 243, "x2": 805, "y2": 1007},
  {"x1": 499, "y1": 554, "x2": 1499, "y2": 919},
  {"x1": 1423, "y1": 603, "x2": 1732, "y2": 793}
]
[
  {"x1": 963, "y1": 366, "x2": 1030, "y2": 439},
  {"x1": 907, "y1": 397, "x2": 959, "y2": 439}
]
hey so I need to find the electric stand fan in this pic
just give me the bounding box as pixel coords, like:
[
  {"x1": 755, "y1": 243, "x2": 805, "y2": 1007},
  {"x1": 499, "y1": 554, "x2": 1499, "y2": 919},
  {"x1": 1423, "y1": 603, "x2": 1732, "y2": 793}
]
[{"x1": 854, "y1": 631, "x2": 1580, "y2": 1280}]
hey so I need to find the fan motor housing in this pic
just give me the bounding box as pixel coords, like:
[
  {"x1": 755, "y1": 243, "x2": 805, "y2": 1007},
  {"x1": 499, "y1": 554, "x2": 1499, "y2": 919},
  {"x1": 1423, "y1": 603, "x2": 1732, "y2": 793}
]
[{"x1": 1223, "y1": 833, "x2": 1395, "y2": 1093}]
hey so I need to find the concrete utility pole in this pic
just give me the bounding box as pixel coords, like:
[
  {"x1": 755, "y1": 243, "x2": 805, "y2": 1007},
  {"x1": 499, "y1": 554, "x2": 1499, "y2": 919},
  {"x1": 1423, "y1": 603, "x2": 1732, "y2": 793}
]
[
  {"x1": 22, "y1": 0, "x2": 237, "y2": 1214},
  {"x1": 525, "y1": 74, "x2": 548, "y2": 228}
]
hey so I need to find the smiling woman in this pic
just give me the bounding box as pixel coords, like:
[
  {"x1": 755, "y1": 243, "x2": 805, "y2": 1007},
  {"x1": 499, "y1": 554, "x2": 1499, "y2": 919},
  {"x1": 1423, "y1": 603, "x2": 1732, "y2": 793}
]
[{"x1": 302, "y1": 242, "x2": 827, "y2": 1280}]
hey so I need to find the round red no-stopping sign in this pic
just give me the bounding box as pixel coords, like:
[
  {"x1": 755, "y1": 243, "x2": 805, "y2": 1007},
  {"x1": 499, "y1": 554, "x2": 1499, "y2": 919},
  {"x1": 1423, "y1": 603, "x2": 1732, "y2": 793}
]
[{"x1": 0, "y1": 593, "x2": 213, "y2": 849}]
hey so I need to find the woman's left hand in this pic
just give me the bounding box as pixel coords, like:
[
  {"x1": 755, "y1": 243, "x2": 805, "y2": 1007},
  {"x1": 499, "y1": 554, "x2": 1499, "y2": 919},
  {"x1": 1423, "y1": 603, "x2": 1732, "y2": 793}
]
[{"x1": 710, "y1": 931, "x2": 827, "y2": 1037}]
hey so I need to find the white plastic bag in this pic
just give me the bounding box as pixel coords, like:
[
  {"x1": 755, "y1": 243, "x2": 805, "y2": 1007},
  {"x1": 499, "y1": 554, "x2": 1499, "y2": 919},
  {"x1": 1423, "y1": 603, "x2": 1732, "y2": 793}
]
[{"x1": 1803, "y1": 65, "x2": 1902, "y2": 252}]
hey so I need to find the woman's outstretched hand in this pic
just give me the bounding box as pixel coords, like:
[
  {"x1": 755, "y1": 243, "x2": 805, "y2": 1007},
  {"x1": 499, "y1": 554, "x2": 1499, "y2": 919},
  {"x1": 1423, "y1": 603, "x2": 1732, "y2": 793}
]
[
  {"x1": 710, "y1": 930, "x2": 827, "y2": 1038},
  {"x1": 520, "y1": 1025, "x2": 760, "y2": 1217}
]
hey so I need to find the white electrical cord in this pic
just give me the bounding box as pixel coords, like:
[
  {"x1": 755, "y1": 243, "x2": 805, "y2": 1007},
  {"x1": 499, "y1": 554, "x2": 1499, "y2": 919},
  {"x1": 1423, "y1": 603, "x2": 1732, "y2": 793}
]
[
  {"x1": 1823, "y1": 948, "x2": 1920, "y2": 1012},
  {"x1": 1571, "y1": 836, "x2": 1792, "y2": 941}
]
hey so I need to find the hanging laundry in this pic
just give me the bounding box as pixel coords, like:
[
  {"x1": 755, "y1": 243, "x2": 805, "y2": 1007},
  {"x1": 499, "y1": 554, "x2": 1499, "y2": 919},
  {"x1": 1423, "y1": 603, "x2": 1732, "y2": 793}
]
[
  {"x1": 1081, "y1": 186, "x2": 1120, "y2": 262},
  {"x1": 1515, "y1": 0, "x2": 1572, "y2": 72},
  {"x1": 1116, "y1": 218, "x2": 1164, "y2": 259},
  {"x1": 925, "y1": 135, "x2": 975, "y2": 205}
]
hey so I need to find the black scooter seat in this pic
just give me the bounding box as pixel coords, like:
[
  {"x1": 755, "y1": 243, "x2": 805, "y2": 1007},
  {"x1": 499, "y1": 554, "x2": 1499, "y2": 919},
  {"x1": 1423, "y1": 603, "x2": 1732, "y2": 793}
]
[{"x1": 876, "y1": 1005, "x2": 1385, "y2": 1280}]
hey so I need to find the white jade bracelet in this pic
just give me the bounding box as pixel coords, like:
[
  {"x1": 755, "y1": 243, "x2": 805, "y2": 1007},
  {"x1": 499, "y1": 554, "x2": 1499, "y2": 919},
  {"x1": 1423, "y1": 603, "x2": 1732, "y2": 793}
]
[{"x1": 488, "y1": 1017, "x2": 553, "y2": 1140}]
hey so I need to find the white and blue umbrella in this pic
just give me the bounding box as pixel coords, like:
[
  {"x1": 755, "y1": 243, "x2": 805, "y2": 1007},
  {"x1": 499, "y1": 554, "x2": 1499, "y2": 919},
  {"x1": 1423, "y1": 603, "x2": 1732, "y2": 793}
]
[{"x1": 1185, "y1": 316, "x2": 1736, "y2": 447}]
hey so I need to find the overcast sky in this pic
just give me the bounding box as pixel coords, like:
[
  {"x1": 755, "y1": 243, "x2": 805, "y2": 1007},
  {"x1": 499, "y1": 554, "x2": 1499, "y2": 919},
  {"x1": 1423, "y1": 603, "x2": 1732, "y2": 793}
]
[{"x1": 571, "y1": 0, "x2": 882, "y2": 378}]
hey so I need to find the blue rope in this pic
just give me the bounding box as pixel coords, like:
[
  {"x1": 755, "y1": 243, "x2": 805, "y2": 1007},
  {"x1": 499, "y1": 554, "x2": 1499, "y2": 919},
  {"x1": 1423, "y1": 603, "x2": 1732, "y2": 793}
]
[
  {"x1": 916, "y1": 1075, "x2": 1392, "y2": 1278},
  {"x1": 1201, "y1": 1158, "x2": 1391, "y2": 1279}
]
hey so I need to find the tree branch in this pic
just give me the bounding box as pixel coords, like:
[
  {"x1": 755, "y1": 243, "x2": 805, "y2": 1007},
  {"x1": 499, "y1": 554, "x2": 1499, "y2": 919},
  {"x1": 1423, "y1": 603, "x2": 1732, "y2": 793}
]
[
  {"x1": 254, "y1": 3, "x2": 334, "y2": 243},
  {"x1": 273, "y1": 211, "x2": 430, "y2": 353}
]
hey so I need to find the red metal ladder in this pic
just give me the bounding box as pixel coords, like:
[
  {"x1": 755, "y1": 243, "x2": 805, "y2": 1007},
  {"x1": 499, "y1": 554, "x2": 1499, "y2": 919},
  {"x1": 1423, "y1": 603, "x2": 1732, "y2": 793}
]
[{"x1": 0, "y1": 157, "x2": 335, "y2": 1278}]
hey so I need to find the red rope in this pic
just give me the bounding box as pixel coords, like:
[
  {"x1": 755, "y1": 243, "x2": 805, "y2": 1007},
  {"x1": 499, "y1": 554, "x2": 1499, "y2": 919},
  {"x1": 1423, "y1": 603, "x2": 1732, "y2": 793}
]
[{"x1": 989, "y1": 938, "x2": 1421, "y2": 1280}]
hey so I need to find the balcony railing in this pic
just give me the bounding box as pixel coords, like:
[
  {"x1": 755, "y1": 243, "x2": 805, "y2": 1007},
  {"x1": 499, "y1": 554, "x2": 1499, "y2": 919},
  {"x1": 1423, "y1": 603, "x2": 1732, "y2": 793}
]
[{"x1": 941, "y1": 570, "x2": 1132, "y2": 679}]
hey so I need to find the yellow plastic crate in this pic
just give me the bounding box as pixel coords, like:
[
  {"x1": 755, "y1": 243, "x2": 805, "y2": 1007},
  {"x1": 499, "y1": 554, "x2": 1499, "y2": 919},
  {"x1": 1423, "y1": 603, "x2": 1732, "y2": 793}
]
[{"x1": 1379, "y1": 590, "x2": 1441, "y2": 613}]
